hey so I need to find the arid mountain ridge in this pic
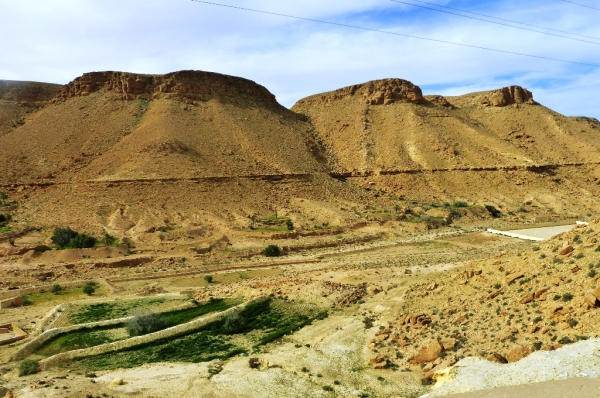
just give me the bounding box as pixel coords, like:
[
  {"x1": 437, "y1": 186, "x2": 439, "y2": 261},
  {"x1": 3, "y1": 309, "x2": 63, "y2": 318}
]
[{"x1": 1, "y1": 70, "x2": 599, "y2": 237}]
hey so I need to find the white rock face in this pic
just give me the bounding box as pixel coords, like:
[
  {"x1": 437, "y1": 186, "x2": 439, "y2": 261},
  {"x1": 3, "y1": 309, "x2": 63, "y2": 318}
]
[{"x1": 423, "y1": 338, "x2": 600, "y2": 397}]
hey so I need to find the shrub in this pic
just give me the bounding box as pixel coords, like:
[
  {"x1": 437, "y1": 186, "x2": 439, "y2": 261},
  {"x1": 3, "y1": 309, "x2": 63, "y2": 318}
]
[
  {"x1": 562, "y1": 293, "x2": 573, "y2": 302},
  {"x1": 204, "y1": 274, "x2": 213, "y2": 283},
  {"x1": 575, "y1": 253, "x2": 585, "y2": 259},
  {"x1": 0, "y1": 191, "x2": 8, "y2": 206},
  {"x1": 126, "y1": 312, "x2": 167, "y2": 337},
  {"x1": 82, "y1": 283, "x2": 95, "y2": 296},
  {"x1": 323, "y1": 386, "x2": 334, "y2": 392},
  {"x1": 0, "y1": 213, "x2": 11, "y2": 223},
  {"x1": 589, "y1": 269, "x2": 597, "y2": 278},
  {"x1": 69, "y1": 233, "x2": 97, "y2": 249},
  {"x1": 221, "y1": 313, "x2": 247, "y2": 334},
  {"x1": 454, "y1": 201, "x2": 468, "y2": 208},
  {"x1": 51, "y1": 227, "x2": 78, "y2": 247},
  {"x1": 19, "y1": 359, "x2": 38, "y2": 376},
  {"x1": 286, "y1": 219, "x2": 294, "y2": 231},
  {"x1": 263, "y1": 245, "x2": 281, "y2": 257},
  {"x1": 50, "y1": 284, "x2": 63, "y2": 294},
  {"x1": 103, "y1": 233, "x2": 119, "y2": 246},
  {"x1": 596, "y1": 246, "x2": 600, "y2": 252},
  {"x1": 485, "y1": 205, "x2": 501, "y2": 218}
]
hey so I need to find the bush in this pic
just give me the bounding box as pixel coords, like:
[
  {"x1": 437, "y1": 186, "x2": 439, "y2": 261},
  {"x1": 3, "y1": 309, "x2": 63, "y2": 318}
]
[
  {"x1": 221, "y1": 313, "x2": 247, "y2": 334},
  {"x1": 286, "y1": 219, "x2": 294, "y2": 231},
  {"x1": 103, "y1": 233, "x2": 119, "y2": 246},
  {"x1": 0, "y1": 191, "x2": 8, "y2": 206},
  {"x1": 82, "y1": 283, "x2": 95, "y2": 295},
  {"x1": 485, "y1": 205, "x2": 501, "y2": 218},
  {"x1": 562, "y1": 293, "x2": 573, "y2": 302},
  {"x1": 52, "y1": 227, "x2": 78, "y2": 247},
  {"x1": 454, "y1": 201, "x2": 468, "y2": 208},
  {"x1": 19, "y1": 359, "x2": 38, "y2": 376},
  {"x1": 69, "y1": 233, "x2": 97, "y2": 249},
  {"x1": 0, "y1": 213, "x2": 11, "y2": 223},
  {"x1": 204, "y1": 274, "x2": 213, "y2": 283},
  {"x1": 263, "y1": 245, "x2": 281, "y2": 257},
  {"x1": 126, "y1": 312, "x2": 167, "y2": 337},
  {"x1": 50, "y1": 284, "x2": 63, "y2": 294}
]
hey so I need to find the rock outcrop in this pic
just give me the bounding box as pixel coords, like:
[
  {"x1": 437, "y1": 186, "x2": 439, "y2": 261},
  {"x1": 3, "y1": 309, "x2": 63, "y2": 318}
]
[
  {"x1": 52, "y1": 70, "x2": 278, "y2": 104},
  {"x1": 480, "y1": 86, "x2": 536, "y2": 107},
  {"x1": 294, "y1": 78, "x2": 424, "y2": 107}
]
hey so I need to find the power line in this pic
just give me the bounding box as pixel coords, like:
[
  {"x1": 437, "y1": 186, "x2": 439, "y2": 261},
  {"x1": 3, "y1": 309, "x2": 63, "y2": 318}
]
[
  {"x1": 559, "y1": 0, "x2": 600, "y2": 11},
  {"x1": 403, "y1": 0, "x2": 600, "y2": 41},
  {"x1": 389, "y1": 0, "x2": 600, "y2": 46},
  {"x1": 189, "y1": 0, "x2": 600, "y2": 68}
]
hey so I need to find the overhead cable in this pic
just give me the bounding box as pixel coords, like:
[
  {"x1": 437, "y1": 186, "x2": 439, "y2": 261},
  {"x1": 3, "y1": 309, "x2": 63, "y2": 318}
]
[
  {"x1": 189, "y1": 0, "x2": 600, "y2": 68},
  {"x1": 389, "y1": 0, "x2": 600, "y2": 46},
  {"x1": 559, "y1": 0, "x2": 600, "y2": 11},
  {"x1": 402, "y1": 0, "x2": 600, "y2": 41}
]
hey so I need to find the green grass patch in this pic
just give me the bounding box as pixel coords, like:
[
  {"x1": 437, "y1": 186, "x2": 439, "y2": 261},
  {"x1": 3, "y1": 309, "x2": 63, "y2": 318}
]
[
  {"x1": 74, "y1": 298, "x2": 327, "y2": 371},
  {"x1": 22, "y1": 285, "x2": 106, "y2": 307},
  {"x1": 35, "y1": 327, "x2": 126, "y2": 357},
  {"x1": 68, "y1": 298, "x2": 169, "y2": 324},
  {"x1": 160, "y1": 298, "x2": 241, "y2": 327},
  {"x1": 0, "y1": 225, "x2": 12, "y2": 233}
]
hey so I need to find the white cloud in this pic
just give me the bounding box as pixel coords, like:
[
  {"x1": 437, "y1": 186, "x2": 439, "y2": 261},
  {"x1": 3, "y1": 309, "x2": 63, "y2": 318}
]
[{"x1": 1, "y1": 0, "x2": 599, "y2": 118}]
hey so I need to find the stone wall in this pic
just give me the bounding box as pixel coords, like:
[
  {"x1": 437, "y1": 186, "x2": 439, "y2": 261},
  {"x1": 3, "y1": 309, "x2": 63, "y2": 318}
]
[
  {"x1": 0, "y1": 296, "x2": 24, "y2": 309},
  {"x1": 37, "y1": 297, "x2": 266, "y2": 369}
]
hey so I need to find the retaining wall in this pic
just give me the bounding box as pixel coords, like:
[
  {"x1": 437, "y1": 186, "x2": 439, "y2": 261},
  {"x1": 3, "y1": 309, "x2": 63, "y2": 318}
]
[
  {"x1": 38, "y1": 297, "x2": 266, "y2": 369},
  {"x1": 0, "y1": 296, "x2": 24, "y2": 309}
]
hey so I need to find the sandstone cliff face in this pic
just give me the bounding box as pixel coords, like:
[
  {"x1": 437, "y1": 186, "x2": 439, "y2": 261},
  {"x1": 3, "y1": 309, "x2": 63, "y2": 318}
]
[
  {"x1": 294, "y1": 78, "x2": 424, "y2": 107},
  {"x1": 480, "y1": 86, "x2": 536, "y2": 107},
  {"x1": 53, "y1": 70, "x2": 278, "y2": 104}
]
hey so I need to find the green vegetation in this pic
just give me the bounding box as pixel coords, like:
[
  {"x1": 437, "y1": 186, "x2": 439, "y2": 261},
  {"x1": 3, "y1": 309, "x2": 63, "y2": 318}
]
[
  {"x1": 34, "y1": 299, "x2": 239, "y2": 358},
  {"x1": 75, "y1": 298, "x2": 327, "y2": 370},
  {"x1": 82, "y1": 282, "x2": 96, "y2": 296},
  {"x1": 204, "y1": 274, "x2": 213, "y2": 283},
  {"x1": 484, "y1": 205, "x2": 501, "y2": 218},
  {"x1": 263, "y1": 244, "x2": 281, "y2": 257},
  {"x1": 126, "y1": 312, "x2": 168, "y2": 337},
  {"x1": 22, "y1": 284, "x2": 105, "y2": 307},
  {"x1": 36, "y1": 327, "x2": 123, "y2": 357},
  {"x1": 68, "y1": 298, "x2": 169, "y2": 324},
  {"x1": 19, "y1": 360, "x2": 38, "y2": 376},
  {"x1": 453, "y1": 201, "x2": 469, "y2": 208},
  {"x1": 103, "y1": 233, "x2": 120, "y2": 246},
  {"x1": 50, "y1": 284, "x2": 63, "y2": 294},
  {"x1": 286, "y1": 219, "x2": 294, "y2": 231},
  {"x1": 0, "y1": 191, "x2": 10, "y2": 206},
  {"x1": 51, "y1": 227, "x2": 97, "y2": 249},
  {"x1": 562, "y1": 293, "x2": 574, "y2": 302}
]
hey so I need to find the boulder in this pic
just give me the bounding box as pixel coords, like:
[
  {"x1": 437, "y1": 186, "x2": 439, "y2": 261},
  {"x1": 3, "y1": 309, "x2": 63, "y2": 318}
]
[
  {"x1": 110, "y1": 378, "x2": 124, "y2": 386},
  {"x1": 506, "y1": 273, "x2": 524, "y2": 284},
  {"x1": 584, "y1": 293, "x2": 599, "y2": 307},
  {"x1": 486, "y1": 352, "x2": 508, "y2": 364},
  {"x1": 559, "y1": 245, "x2": 574, "y2": 255},
  {"x1": 410, "y1": 340, "x2": 443, "y2": 364},
  {"x1": 593, "y1": 286, "x2": 600, "y2": 301},
  {"x1": 506, "y1": 345, "x2": 533, "y2": 363}
]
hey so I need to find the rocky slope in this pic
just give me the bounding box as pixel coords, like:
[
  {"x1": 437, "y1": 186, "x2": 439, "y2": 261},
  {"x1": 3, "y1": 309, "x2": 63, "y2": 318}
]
[
  {"x1": 367, "y1": 220, "x2": 600, "y2": 381},
  {"x1": 1, "y1": 71, "x2": 600, "y2": 237},
  {"x1": 0, "y1": 80, "x2": 61, "y2": 137}
]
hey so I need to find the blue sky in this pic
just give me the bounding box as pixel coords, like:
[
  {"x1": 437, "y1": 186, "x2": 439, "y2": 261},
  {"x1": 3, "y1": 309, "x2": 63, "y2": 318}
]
[{"x1": 1, "y1": 0, "x2": 599, "y2": 118}]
